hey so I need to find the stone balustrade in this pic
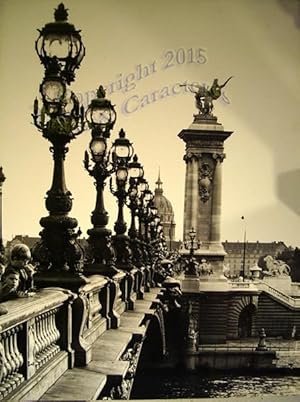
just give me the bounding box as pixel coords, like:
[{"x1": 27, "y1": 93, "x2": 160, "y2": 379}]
[
  {"x1": 258, "y1": 282, "x2": 300, "y2": 308},
  {"x1": 0, "y1": 288, "x2": 74, "y2": 400},
  {"x1": 0, "y1": 265, "x2": 156, "y2": 400}
]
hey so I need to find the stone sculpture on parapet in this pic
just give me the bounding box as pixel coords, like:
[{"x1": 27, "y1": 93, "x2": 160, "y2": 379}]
[
  {"x1": 181, "y1": 76, "x2": 233, "y2": 121},
  {"x1": 262, "y1": 255, "x2": 291, "y2": 278}
]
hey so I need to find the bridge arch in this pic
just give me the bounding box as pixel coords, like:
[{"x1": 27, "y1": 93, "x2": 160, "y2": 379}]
[
  {"x1": 139, "y1": 307, "x2": 166, "y2": 365},
  {"x1": 227, "y1": 295, "x2": 258, "y2": 339}
]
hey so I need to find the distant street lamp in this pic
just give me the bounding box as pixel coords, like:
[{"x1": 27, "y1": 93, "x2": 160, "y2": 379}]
[
  {"x1": 241, "y1": 216, "x2": 247, "y2": 279},
  {"x1": 184, "y1": 228, "x2": 201, "y2": 276},
  {"x1": 126, "y1": 155, "x2": 145, "y2": 267},
  {"x1": 184, "y1": 228, "x2": 201, "y2": 257},
  {"x1": 32, "y1": 4, "x2": 86, "y2": 282}
]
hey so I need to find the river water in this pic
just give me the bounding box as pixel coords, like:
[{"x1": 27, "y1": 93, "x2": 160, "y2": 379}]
[{"x1": 131, "y1": 369, "x2": 300, "y2": 399}]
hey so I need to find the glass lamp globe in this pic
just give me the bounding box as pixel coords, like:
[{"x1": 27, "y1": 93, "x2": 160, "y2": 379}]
[
  {"x1": 189, "y1": 228, "x2": 196, "y2": 241},
  {"x1": 90, "y1": 137, "x2": 107, "y2": 161},
  {"x1": 138, "y1": 179, "x2": 148, "y2": 193},
  {"x1": 85, "y1": 86, "x2": 116, "y2": 134},
  {"x1": 41, "y1": 77, "x2": 66, "y2": 103},
  {"x1": 112, "y1": 129, "x2": 133, "y2": 162},
  {"x1": 128, "y1": 154, "x2": 144, "y2": 179},
  {"x1": 36, "y1": 4, "x2": 85, "y2": 83},
  {"x1": 129, "y1": 187, "x2": 138, "y2": 199},
  {"x1": 116, "y1": 166, "x2": 128, "y2": 182}
]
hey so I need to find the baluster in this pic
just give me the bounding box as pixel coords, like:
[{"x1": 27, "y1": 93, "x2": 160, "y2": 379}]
[
  {"x1": 34, "y1": 318, "x2": 40, "y2": 357},
  {"x1": 47, "y1": 311, "x2": 57, "y2": 358},
  {"x1": 47, "y1": 312, "x2": 55, "y2": 358},
  {"x1": 43, "y1": 312, "x2": 51, "y2": 353},
  {"x1": 35, "y1": 317, "x2": 43, "y2": 367},
  {"x1": 7, "y1": 329, "x2": 19, "y2": 389},
  {"x1": 12, "y1": 326, "x2": 24, "y2": 385},
  {"x1": 0, "y1": 338, "x2": 9, "y2": 397},
  {"x1": 40, "y1": 313, "x2": 49, "y2": 365},
  {"x1": 8, "y1": 329, "x2": 17, "y2": 373},
  {"x1": 49, "y1": 311, "x2": 55, "y2": 344},
  {"x1": 31, "y1": 319, "x2": 38, "y2": 370},
  {"x1": 52, "y1": 311, "x2": 60, "y2": 354},
  {"x1": 3, "y1": 331, "x2": 14, "y2": 392},
  {"x1": 51, "y1": 310, "x2": 60, "y2": 355}
]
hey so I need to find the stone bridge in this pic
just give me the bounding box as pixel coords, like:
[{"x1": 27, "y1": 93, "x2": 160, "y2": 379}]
[{"x1": 0, "y1": 269, "x2": 167, "y2": 401}]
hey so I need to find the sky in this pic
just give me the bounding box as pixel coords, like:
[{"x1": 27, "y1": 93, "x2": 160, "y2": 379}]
[{"x1": 0, "y1": 0, "x2": 300, "y2": 247}]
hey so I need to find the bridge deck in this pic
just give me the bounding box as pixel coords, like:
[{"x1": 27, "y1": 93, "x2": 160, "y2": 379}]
[{"x1": 41, "y1": 288, "x2": 160, "y2": 401}]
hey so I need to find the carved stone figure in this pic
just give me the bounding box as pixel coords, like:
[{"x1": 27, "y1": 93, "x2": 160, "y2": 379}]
[
  {"x1": 223, "y1": 263, "x2": 230, "y2": 278},
  {"x1": 185, "y1": 257, "x2": 199, "y2": 276},
  {"x1": 186, "y1": 302, "x2": 198, "y2": 351},
  {"x1": 198, "y1": 259, "x2": 213, "y2": 276},
  {"x1": 262, "y1": 255, "x2": 291, "y2": 277}
]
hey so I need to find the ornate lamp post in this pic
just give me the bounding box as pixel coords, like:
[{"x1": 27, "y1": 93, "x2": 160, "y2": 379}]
[
  {"x1": 126, "y1": 155, "x2": 144, "y2": 268},
  {"x1": 136, "y1": 180, "x2": 150, "y2": 266},
  {"x1": 184, "y1": 228, "x2": 201, "y2": 276},
  {"x1": 110, "y1": 129, "x2": 134, "y2": 234},
  {"x1": 32, "y1": 4, "x2": 86, "y2": 286},
  {"x1": 84, "y1": 86, "x2": 118, "y2": 276},
  {"x1": 241, "y1": 216, "x2": 247, "y2": 279},
  {"x1": 184, "y1": 228, "x2": 200, "y2": 257},
  {"x1": 110, "y1": 131, "x2": 141, "y2": 270}
]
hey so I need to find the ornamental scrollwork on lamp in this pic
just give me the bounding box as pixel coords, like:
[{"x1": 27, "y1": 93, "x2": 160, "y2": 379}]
[{"x1": 198, "y1": 160, "x2": 214, "y2": 202}]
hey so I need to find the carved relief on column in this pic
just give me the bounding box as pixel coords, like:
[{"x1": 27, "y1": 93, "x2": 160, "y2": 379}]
[
  {"x1": 198, "y1": 153, "x2": 215, "y2": 203},
  {"x1": 197, "y1": 153, "x2": 225, "y2": 203}
]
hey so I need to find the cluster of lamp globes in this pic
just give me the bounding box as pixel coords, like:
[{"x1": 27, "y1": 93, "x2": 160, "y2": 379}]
[{"x1": 31, "y1": 3, "x2": 162, "y2": 231}]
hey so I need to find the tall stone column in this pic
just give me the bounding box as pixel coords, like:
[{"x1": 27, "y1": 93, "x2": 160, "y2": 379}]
[
  {"x1": 179, "y1": 117, "x2": 233, "y2": 279},
  {"x1": 210, "y1": 153, "x2": 225, "y2": 243}
]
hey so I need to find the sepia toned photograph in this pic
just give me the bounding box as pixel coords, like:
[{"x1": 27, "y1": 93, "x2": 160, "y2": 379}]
[{"x1": 0, "y1": 0, "x2": 300, "y2": 400}]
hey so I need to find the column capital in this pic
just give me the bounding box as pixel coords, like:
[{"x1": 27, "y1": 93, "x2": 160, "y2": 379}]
[
  {"x1": 212, "y1": 152, "x2": 226, "y2": 163},
  {"x1": 183, "y1": 152, "x2": 198, "y2": 163}
]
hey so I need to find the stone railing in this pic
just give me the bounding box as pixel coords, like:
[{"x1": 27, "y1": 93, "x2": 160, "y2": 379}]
[
  {"x1": 0, "y1": 264, "x2": 155, "y2": 400},
  {"x1": 0, "y1": 288, "x2": 74, "y2": 400},
  {"x1": 258, "y1": 282, "x2": 300, "y2": 309},
  {"x1": 230, "y1": 282, "x2": 251, "y2": 289}
]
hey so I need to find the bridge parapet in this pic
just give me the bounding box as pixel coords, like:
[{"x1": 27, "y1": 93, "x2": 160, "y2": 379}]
[
  {"x1": 257, "y1": 282, "x2": 300, "y2": 309},
  {"x1": 0, "y1": 288, "x2": 75, "y2": 401}
]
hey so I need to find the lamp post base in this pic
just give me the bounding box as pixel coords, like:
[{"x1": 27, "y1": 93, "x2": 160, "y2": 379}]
[
  {"x1": 84, "y1": 262, "x2": 120, "y2": 278},
  {"x1": 33, "y1": 271, "x2": 90, "y2": 292},
  {"x1": 112, "y1": 234, "x2": 133, "y2": 272}
]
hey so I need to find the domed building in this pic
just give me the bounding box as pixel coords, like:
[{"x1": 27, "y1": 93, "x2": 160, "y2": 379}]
[{"x1": 153, "y1": 172, "x2": 176, "y2": 250}]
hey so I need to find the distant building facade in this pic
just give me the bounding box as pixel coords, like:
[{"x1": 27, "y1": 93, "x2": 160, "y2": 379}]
[
  {"x1": 153, "y1": 172, "x2": 176, "y2": 250},
  {"x1": 5, "y1": 235, "x2": 88, "y2": 258},
  {"x1": 223, "y1": 240, "x2": 288, "y2": 277},
  {"x1": 6, "y1": 235, "x2": 39, "y2": 255}
]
